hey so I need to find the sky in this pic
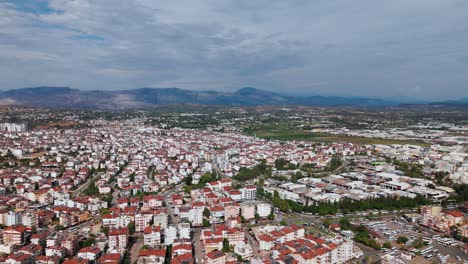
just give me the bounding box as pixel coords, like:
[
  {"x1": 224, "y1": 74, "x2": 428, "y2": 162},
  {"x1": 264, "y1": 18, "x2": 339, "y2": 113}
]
[{"x1": 0, "y1": 0, "x2": 467, "y2": 100}]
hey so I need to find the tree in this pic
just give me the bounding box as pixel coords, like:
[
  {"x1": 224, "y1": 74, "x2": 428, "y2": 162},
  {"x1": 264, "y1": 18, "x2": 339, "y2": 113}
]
[
  {"x1": 383, "y1": 242, "x2": 392, "y2": 249},
  {"x1": 127, "y1": 221, "x2": 136, "y2": 235},
  {"x1": 257, "y1": 186, "x2": 265, "y2": 196},
  {"x1": 324, "y1": 157, "x2": 342, "y2": 172},
  {"x1": 203, "y1": 208, "x2": 211, "y2": 218},
  {"x1": 83, "y1": 181, "x2": 99, "y2": 196},
  {"x1": 280, "y1": 220, "x2": 287, "y2": 226},
  {"x1": 240, "y1": 215, "x2": 246, "y2": 223},
  {"x1": 292, "y1": 171, "x2": 303, "y2": 183},
  {"x1": 268, "y1": 213, "x2": 275, "y2": 220},
  {"x1": 79, "y1": 237, "x2": 96, "y2": 249},
  {"x1": 255, "y1": 213, "x2": 260, "y2": 221},
  {"x1": 164, "y1": 244, "x2": 172, "y2": 264},
  {"x1": 339, "y1": 218, "x2": 351, "y2": 230},
  {"x1": 275, "y1": 158, "x2": 289, "y2": 170},
  {"x1": 323, "y1": 219, "x2": 331, "y2": 228},
  {"x1": 222, "y1": 238, "x2": 230, "y2": 253},
  {"x1": 102, "y1": 226, "x2": 109, "y2": 236},
  {"x1": 397, "y1": 236, "x2": 409, "y2": 244},
  {"x1": 203, "y1": 219, "x2": 210, "y2": 227}
]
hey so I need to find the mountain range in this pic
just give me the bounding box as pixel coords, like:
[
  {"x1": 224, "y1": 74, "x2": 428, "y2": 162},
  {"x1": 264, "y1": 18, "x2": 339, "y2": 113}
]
[{"x1": 0, "y1": 86, "x2": 465, "y2": 109}]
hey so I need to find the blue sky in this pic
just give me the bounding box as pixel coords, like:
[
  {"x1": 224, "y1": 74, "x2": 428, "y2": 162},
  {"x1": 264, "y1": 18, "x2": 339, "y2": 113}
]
[{"x1": 1, "y1": 0, "x2": 468, "y2": 100}]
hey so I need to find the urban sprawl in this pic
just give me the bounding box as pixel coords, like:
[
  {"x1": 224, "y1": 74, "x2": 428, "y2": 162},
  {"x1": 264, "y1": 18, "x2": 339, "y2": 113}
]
[{"x1": 0, "y1": 106, "x2": 467, "y2": 264}]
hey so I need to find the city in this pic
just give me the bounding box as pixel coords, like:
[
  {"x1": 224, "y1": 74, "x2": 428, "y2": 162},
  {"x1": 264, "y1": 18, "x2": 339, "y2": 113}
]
[
  {"x1": 0, "y1": 106, "x2": 466, "y2": 264},
  {"x1": 1, "y1": 1, "x2": 468, "y2": 263}
]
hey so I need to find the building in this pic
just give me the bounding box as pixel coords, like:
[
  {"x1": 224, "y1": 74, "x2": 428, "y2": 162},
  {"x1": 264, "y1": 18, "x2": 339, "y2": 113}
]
[
  {"x1": 135, "y1": 213, "x2": 153, "y2": 232},
  {"x1": 77, "y1": 246, "x2": 101, "y2": 261},
  {"x1": 224, "y1": 204, "x2": 240, "y2": 219},
  {"x1": 178, "y1": 223, "x2": 191, "y2": 240},
  {"x1": 240, "y1": 203, "x2": 256, "y2": 220},
  {"x1": 256, "y1": 203, "x2": 272, "y2": 218},
  {"x1": 205, "y1": 250, "x2": 227, "y2": 264},
  {"x1": 164, "y1": 226, "x2": 178, "y2": 245},
  {"x1": 153, "y1": 209, "x2": 168, "y2": 230},
  {"x1": 108, "y1": 227, "x2": 128, "y2": 252},
  {"x1": 458, "y1": 225, "x2": 468, "y2": 238},
  {"x1": 4, "y1": 211, "x2": 21, "y2": 227},
  {"x1": 240, "y1": 185, "x2": 257, "y2": 200},
  {"x1": 258, "y1": 235, "x2": 275, "y2": 251},
  {"x1": 2, "y1": 226, "x2": 26, "y2": 245},
  {"x1": 0, "y1": 123, "x2": 28, "y2": 132},
  {"x1": 138, "y1": 249, "x2": 166, "y2": 264},
  {"x1": 143, "y1": 225, "x2": 161, "y2": 247}
]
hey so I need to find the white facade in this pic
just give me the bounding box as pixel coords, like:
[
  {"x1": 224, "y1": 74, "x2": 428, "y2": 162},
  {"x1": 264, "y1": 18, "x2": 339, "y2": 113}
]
[
  {"x1": 256, "y1": 203, "x2": 272, "y2": 218},
  {"x1": 164, "y1": 226, "x2": 178, "y2": 245}
]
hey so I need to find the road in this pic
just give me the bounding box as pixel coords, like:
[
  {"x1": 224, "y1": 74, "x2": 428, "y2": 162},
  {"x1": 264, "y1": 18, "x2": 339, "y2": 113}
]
[
  {"x1": 193, "y1": 229, "x2": 204, "y2": 263},
  {"x1": 245, "y1": 228, "x2": 261, "y2": 255},
  {"x1": 162, "y1": 183, "x2": 184, "y2": 225},
  {"x1": 71, "y1": 172, "x2": 102, "y2": 198},
  {"x1": 129, "y1": 235, "x2": 144, "y2": 264},
  {"x1": 356, "y1": 243, "x2": 381, "y2": 264}
]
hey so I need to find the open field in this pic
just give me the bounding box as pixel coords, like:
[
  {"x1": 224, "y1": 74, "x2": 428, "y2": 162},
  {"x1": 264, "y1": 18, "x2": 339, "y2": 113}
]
[
  {"x1": 22, "y1": 151, "x2": 47, "y2": 159},
  {"x1": 315, "y1": 135, "x2": 430, "y2": 146},
  {"x1": 245, "y1": 123, "x2": 430, "y2": 146}
]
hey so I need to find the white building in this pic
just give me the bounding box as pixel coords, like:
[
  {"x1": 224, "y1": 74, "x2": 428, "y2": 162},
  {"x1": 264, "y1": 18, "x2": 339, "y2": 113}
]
[
  {"x1": 178, "y1": 223, "x2": 191, "y2": 240},
  {"x1": 143, "y1": 226, "x2": 161, "y2": 247},
  {"x1": 164, "y1": 226, "x2": 178, "y2": 245},
  {"x1": 256, "y1": 203, "x2": 272, "y2": 218},
  {"x1": 240, "y1": 185, "x2": 257, "y2": 200}
]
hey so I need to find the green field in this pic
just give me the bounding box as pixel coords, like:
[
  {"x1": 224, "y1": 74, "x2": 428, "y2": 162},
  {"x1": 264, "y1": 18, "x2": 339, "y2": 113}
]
[{"x1": 245, "y1": 123, "x2": 430, "y2": 146}]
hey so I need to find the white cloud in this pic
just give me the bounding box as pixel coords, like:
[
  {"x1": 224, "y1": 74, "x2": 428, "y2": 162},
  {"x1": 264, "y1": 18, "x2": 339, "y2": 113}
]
[{"x1": 0, "y1": 0, "x2": 467, "y2": 100}]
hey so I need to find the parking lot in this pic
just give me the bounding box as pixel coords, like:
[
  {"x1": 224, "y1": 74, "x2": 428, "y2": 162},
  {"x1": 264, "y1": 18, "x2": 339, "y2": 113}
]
[{"x1": 360, "y1": 218, "x2": 468, "y2": 264}]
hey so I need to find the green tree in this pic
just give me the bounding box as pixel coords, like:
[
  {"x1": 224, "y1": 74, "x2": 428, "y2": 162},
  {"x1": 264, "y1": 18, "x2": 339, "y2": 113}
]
[
  {"x1": 275, "y1": 158, "x2": 289, "y2": 170},
  {"x1": 127, "y1": 221, "x2": 136, "y2": 235},
  {"x1": 397, "y1": 236, "x2": 409, "y2": 244},
  {"x1": 255, "y1": 213, "x2": 260, "y2": 221},
  {"x1": 102, "y1": 226, "x2": 109, "y2": 236},
  {"x1": 83, "y1": 181, "x2": 99, "y2": 196},
  {"x1": 339, "y1": 218, "x2": 351, "y2": 230},
  {"x1": 222, "y1": 238, "x2": 230, "y2": 253},
  {"x1": 203, "y1": 208, "x2": 211, "y2": 218},
  {"x1": 267, "y1": 213, "x2": 275, "y2": 220},
  {"x1": 79, "y1": 237, "x2": 96, "y2": 248}
]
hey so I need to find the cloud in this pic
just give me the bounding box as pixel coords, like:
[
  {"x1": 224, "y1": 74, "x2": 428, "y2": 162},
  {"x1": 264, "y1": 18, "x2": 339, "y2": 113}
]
[{"x1": 0, "y1": 0, "x2": 467, "y2": 100}]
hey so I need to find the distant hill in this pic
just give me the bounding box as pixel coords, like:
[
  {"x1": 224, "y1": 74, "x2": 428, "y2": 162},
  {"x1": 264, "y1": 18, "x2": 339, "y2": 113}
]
[
  {"x1": 0, "y1": 86, "x2": 402, "y2": 109},
  {"x1": 428, "y1": 97, "x2": 468, "y2": 106}
]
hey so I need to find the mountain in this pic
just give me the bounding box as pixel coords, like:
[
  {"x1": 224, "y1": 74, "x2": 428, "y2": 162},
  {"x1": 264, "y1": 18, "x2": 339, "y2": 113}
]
[
  {"x1": 428, "y1": 97, "x2": 468, "y2": 106},
  {"x1": 0, "y1": 86, "x2": 400, "y2": 109}
]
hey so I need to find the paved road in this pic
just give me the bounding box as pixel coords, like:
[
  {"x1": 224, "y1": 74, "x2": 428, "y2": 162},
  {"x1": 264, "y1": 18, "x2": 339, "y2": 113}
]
[
  {"x1": 193, "y1": 229, "x2": 204, "y2": 263},
  {"x1": 162, "y1": 183, "x2": 184, "y2": 225},
  {"x1": 129, "y1": 236, "x2": 144, "y2": 264},
  {"x1": 245, "y1": 228, "x2": 261, "y2": 255}
]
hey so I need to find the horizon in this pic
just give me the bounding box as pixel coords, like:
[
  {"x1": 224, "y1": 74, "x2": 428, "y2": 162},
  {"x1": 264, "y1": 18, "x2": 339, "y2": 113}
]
[
  {"x1": 1, "y1": 1, "x2": 468, "y2": 100},
  {"x1": 0, "y1": 85, "x2": 454, "y2": 103}
]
